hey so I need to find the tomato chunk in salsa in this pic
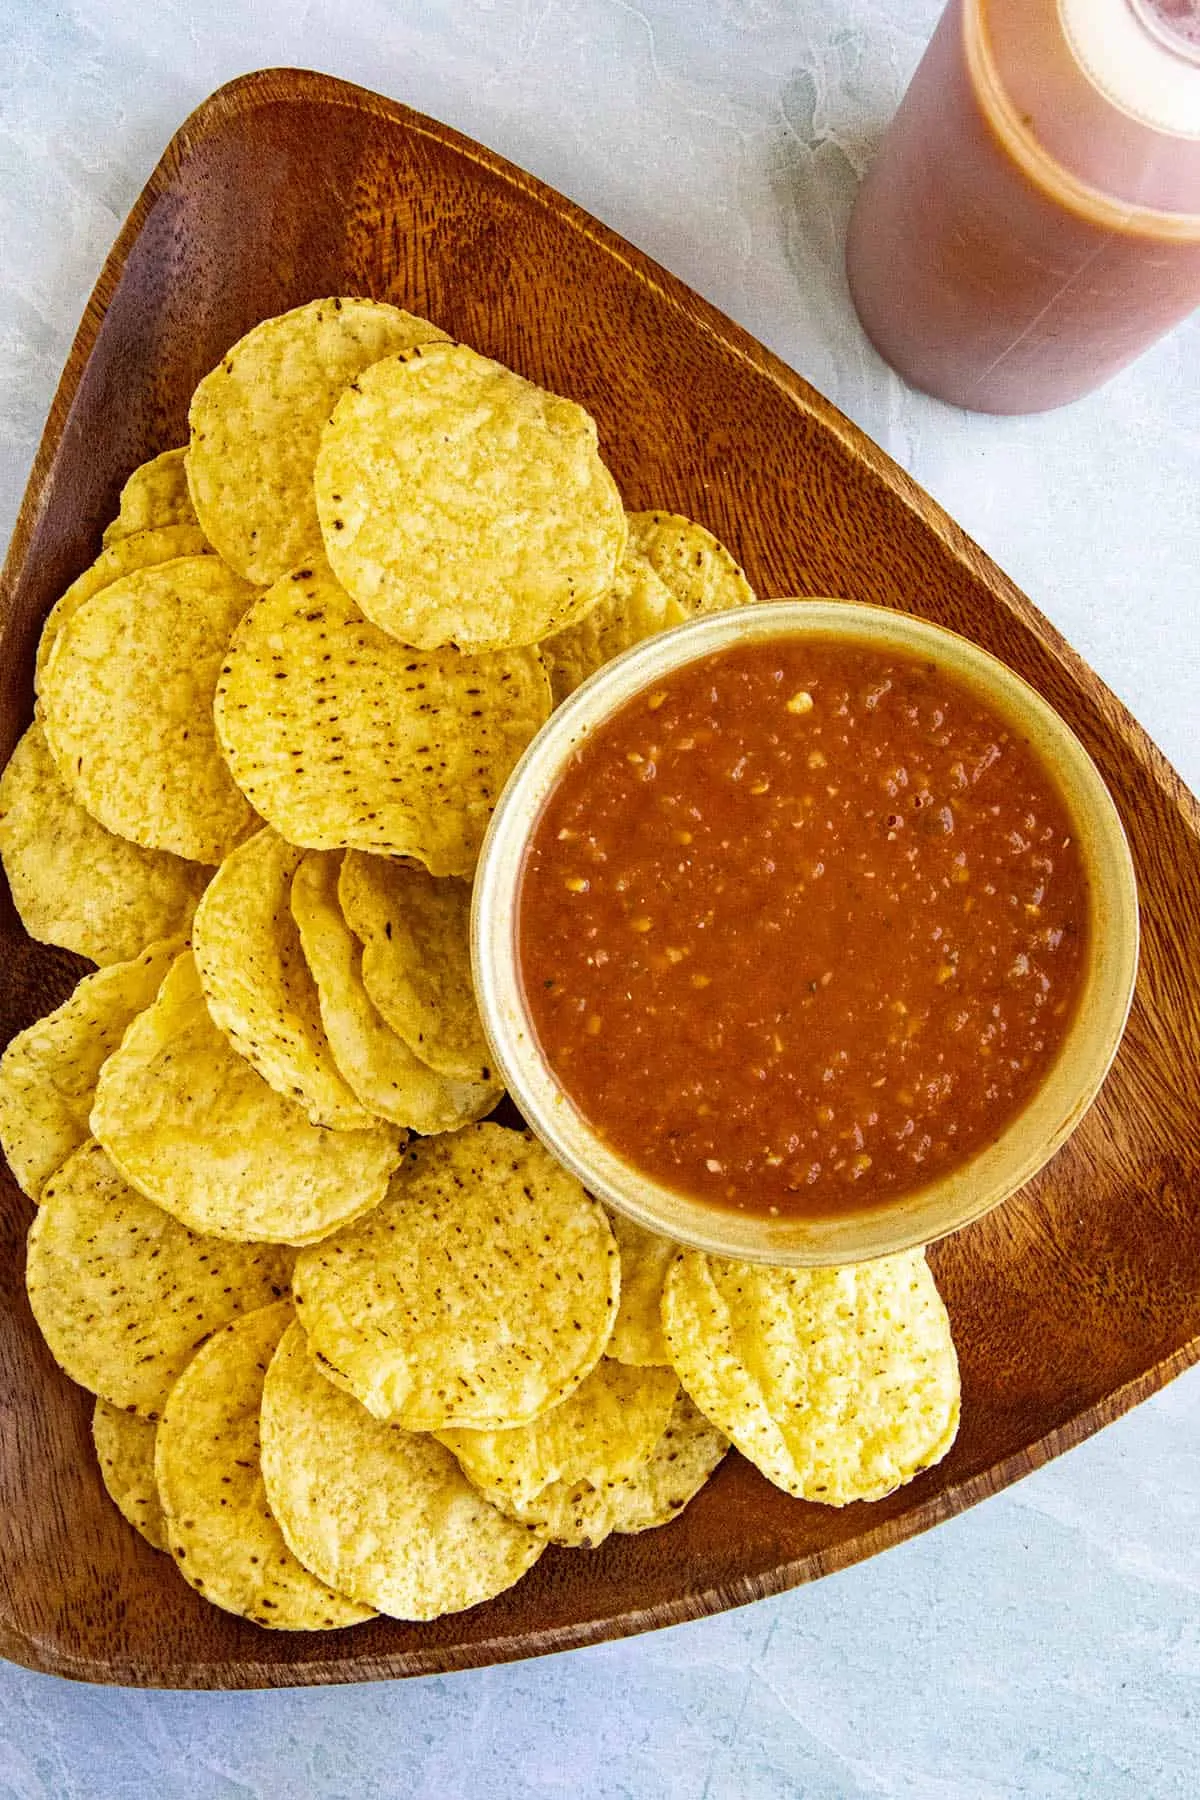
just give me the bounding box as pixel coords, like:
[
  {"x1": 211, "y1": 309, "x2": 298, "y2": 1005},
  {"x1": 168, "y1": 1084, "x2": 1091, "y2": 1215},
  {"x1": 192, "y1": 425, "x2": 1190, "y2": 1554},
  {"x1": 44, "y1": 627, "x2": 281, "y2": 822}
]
[{"x1": 517, "y1": 636, "x2": 1089, "y2": 1220}]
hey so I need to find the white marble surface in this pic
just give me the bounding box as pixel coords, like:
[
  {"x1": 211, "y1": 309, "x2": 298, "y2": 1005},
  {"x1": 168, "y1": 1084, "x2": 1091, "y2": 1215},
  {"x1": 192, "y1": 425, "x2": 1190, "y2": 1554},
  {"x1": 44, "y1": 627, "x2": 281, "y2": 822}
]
[{"x1": 1, "y1": 2, "x2": 1199, "y2": 1795}]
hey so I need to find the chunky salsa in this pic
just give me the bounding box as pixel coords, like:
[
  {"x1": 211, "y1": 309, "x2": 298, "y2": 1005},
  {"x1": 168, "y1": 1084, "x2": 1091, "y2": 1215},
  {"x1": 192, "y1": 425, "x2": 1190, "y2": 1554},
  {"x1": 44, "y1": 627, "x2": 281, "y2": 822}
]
[{"x1": 517, "y1": 636, "x2": 1089, "y2": 1220}]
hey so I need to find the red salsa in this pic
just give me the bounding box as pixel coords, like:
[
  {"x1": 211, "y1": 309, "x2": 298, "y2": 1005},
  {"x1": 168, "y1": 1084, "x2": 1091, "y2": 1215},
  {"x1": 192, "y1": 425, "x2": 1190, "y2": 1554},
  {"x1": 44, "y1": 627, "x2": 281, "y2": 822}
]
[{"x1": 517, "y1": 636, "x2": 1089, "y2": 1220}]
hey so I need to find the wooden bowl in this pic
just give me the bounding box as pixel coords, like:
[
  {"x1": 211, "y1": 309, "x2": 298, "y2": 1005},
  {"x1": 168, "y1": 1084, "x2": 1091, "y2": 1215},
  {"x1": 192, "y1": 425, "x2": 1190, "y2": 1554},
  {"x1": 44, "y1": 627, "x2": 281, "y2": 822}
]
[
  {"x1": 473, "y1": 600, "x2": 1140, "y2": 1267},
  {"x1": 2, "y1": 68, "x2": 1199, "y2": 1689}
]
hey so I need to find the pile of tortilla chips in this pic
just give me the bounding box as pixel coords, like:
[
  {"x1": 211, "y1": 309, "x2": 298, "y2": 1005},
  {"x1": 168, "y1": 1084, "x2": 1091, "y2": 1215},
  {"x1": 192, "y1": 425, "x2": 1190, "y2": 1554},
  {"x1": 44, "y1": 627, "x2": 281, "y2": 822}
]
[{"x1": 0, "y1": 298, "x2": 960, "y2": 1630}]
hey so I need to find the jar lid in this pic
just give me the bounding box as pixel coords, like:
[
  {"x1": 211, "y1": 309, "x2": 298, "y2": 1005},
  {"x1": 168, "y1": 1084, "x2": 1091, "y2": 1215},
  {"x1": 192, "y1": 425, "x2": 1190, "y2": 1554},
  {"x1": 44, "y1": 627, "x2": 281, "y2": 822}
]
[{"x1": 1060, "y1": 0, "x2": 1200, "y2": 138}]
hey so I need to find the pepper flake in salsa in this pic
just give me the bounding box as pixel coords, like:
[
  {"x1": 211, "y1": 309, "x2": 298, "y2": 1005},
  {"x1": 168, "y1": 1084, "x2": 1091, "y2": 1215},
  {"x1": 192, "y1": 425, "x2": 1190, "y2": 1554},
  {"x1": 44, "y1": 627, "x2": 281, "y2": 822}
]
[{"x1": 518, "y1": 636, "x2": 1089, "y2": 1219}]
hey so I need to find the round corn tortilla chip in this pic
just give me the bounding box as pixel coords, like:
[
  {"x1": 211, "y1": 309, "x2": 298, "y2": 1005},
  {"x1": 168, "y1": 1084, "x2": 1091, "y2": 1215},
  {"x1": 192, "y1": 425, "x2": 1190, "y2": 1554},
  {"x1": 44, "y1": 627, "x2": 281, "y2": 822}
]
[
  {"x1": 26, "y1": 1140, "x2": 293, "y2": 1419},
  {"x1": 338, "y1": 852, "x2": 489, "y2": 1082},
  {"x1": 291, "y1": 852, "x2": 500, "y2": 1133},
  {"x1": 39, "y1": 556, "x2": 259, "y2": 863},
  {"x1": 261, "y1": 1319, "x2": 544, "y2": 1620},
  {"x1": 92, "y1": 1399, "x2": 167, "y2": 1552},
  {"x1": 606, "y1": 1211, "x2": 676, "y2": 1367},
  {"x1": 186, "y1": 298, "x2": 448, "y2": 586},
  {"x1": 0, "y1": 936, "x2": 182, "y2": 1202},
  {"x1": 626, "y1": 511, "x2": 755, "y2": 617},
  {"x1": 0, "y1": 723, "x2": 208, "y2": 965},
  {"x1": 292, "y1": 1124, "x2": 619, "y2": 1429},
  {"x1": 155, "y1": 1301, "x2": 373, "y2": 1629},
  {"x1": 35, "y1": 524, "x2": 212, "y2": 690},
  {"x1": 540, "y1": 548, "x2": 686, "y2": 706},
  {"x1": 314, "y1": 340, "x2": 627, "y2": 651},
  {"x1": 483, "y1": 1391, "x2": 727, "y2": 1548},
  {"x1": 192, "y1": 827, "x2": 373, "y2": 1128},
  {"x1": 662, "y1": 1249, "x2": 960, "y2": 1506},
  {"x1": 213, "y1": 560, "x2": 551, "y2": 876},
  {"x1": 91, "y1": 950, "x2": 403, "y2": 1244},
  {"x1": 438, "y1": 1359, "x2": 677, "y2": 1513},
  {"x1": 102, "y1": 449, "x2": 199, "y2": 545}
]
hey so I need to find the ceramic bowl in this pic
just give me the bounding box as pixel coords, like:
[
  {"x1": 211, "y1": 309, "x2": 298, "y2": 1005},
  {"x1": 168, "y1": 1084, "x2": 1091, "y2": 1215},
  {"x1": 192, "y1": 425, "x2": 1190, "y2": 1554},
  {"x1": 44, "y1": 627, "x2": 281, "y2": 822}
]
[{"x1": 472, "y1": 600, "x2": 1139, "y2": 1265}]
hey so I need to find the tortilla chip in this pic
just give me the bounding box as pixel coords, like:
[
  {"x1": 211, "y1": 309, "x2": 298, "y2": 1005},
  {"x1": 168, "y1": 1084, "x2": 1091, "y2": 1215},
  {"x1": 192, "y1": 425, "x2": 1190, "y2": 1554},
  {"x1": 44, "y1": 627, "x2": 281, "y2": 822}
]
[
  {"x1": 39, "y1": 556, "x2": 258, "y2": 862},
  {"x1": 291, "y1": 851, "x2": 500, "y2": 1133},
  {"x1": 626, "y1": 510, "x2": 754, "y2": 616},
  {"x1": 315, "y1": 341, "x2": 626, "y2": 650},
  {"x1": 661, "y1": 1249, "x2": 960, "y2": 1505},
  {"x1": 338, "y1": 851, "x2": 489, "y2": 1082},
  {"x1": 476, "y1": 1391, "x2": 727, "y2": 1549},
  {"x1": 0, "y1": 723, "x2": 208, "y2": 964},
  {"x1": 186, "y1": 298, "x2": 448, "y2": 585},
  {"x1": 26, "y1": 1140, "x2": 293, "y2": 1418},
  {"x1": 103, "y1": 449, "x2": 199, "y2": 544},
  {"x1": 438, "y1": 1358, "x2": 677, "y2": 1512},
  {"x1": 36, "y1": 524, "x2": 212, "y2": 690},
  {"x1": 192, "y1": 827, "x2": 373, "y2": 1128},
  {"x1": 155, "y1": 1301, "x2": 373, "y2": 1628},
  {"x1": 541, "y1": 548, "x2": 685, "y2": 705},
  {"x1": 292, "y1": 1124, "x2": 618, "y2": 1428},
  {"x1": 213, "y1": 559, "x2": 550, "y2": 876},
  {"x1": 0, "y1": 936, "x2": 181, "y2": 1200},
  {"x1": 92, "y1": 1400, "x2": 168, "y2": 1552},
  {"x1": 91, "y1": 950, "x2": 403, "y2": 1244},
  {"x1": 606, "y1": 1211, "x2": 676, "y2": 1367},
  {"x1": 260, "y1": 1319, "x2": 543, "y2": 1620}
]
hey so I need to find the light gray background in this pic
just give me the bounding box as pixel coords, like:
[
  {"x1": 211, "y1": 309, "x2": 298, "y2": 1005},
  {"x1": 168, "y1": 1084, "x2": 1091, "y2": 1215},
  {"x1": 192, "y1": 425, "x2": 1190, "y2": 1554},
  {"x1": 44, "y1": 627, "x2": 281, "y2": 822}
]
[{"x1": 2, "y1": 3, "x2": 1199, "y2": 1796}]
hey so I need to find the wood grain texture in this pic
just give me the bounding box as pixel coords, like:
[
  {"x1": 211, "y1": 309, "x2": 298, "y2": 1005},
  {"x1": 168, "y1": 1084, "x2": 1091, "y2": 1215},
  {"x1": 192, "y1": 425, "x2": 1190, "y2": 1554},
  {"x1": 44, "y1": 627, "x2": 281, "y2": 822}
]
[{"x1": 2, "y1": 67, "x2": 1199, "y2": 1689}]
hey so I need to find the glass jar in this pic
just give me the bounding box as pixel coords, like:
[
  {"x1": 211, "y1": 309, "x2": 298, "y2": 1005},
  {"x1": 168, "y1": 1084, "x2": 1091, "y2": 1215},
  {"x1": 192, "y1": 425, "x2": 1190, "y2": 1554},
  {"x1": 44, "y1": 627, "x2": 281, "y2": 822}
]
[{"x1": 845, "y1": 0, "x2": 1200, "y2": 412}]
